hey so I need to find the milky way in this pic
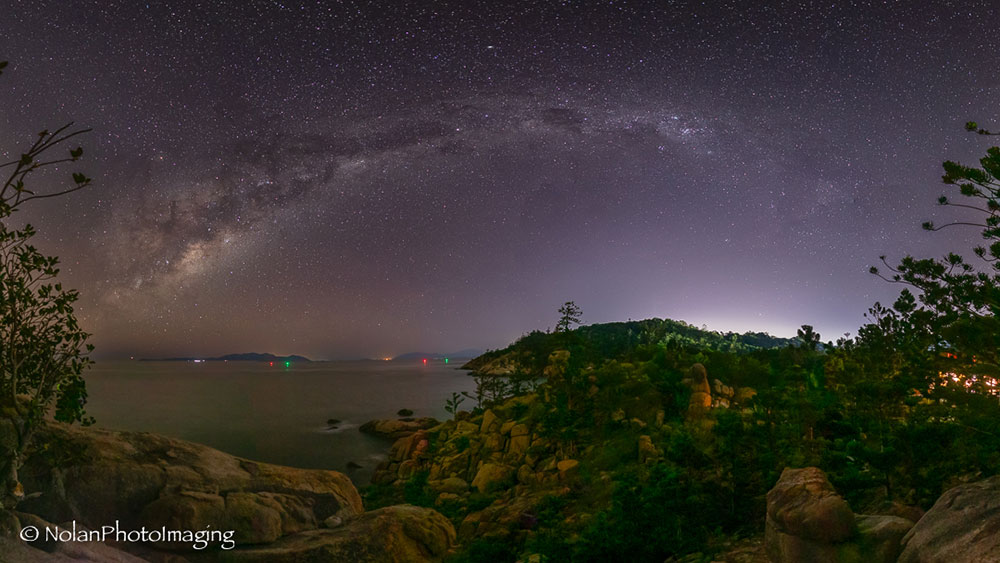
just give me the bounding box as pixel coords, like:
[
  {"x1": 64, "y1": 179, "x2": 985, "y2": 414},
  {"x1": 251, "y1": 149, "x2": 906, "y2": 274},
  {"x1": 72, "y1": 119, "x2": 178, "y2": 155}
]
[{"x1": 1, "y1": 1, "x2": 998, "y2": 358}]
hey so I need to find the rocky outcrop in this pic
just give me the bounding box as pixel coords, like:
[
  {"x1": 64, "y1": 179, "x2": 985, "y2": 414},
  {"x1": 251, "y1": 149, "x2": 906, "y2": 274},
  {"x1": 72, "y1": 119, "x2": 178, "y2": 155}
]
[
  {"x1": 637, "y1": 435, "x2": 660, "y2": 464},
  {"x1": 12, "y1": 421, "x2": 455, "y2": 562},
  {"x1": 686, "y1": 363, "x2": 713, "y2": 413},
  {"x1": 204, "y1": 505, "x2": 456, "y2": 563},
  {"x1": 765, "y1": 467, "x2": 913, "y2": 563},
  {"x1": 897, "y1": 475, "x2": 1000, "y2": 563},
  {"x1": 471, "y1": 463, "x2": 514, "y2": 493},
  {"x1": 766, "y1": 467, "x2": 856, "y2": 544},
  {"x1": 371, "y1": 395, "x2": 582, "y2": 544},
  {"x1": 367, "y1": 357, "x2": 768, "y2": 556},
  {"x1": 854, "y1": 515, "x2": 917, "y2": 563},
  {"x1": 681, "y1": 363, "x2": 755, "y2": 416},
  {"x1": 360, "y1": 417, "x2": 440, "y2": 439},
  {"x1": 2, "y1": 504, "x2": 455, "y2": 563},
  {"x1": 19, "y1": 423, "x2": 362, "y2": 538},
  {"x1": 372, "y1": 397, "x2": 567, "y2": 492},
  {"x1": 458, "y1": 490, "x2": 557, "y2": 540}
]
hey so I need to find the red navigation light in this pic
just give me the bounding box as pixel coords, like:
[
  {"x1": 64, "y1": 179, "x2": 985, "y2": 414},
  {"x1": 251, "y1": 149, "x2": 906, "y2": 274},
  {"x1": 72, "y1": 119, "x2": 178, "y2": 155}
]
[
  {"x1": 269, "y1": 361, "x2": 274, "y2": 366},
  {"x1": 423, "y1": 358, "x2": 427, "y2": 364}
]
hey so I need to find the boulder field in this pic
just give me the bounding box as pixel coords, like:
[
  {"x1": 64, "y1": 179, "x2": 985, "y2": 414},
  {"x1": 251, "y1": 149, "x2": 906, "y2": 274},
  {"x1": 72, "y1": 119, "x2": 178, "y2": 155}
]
[
  {"x1": 766, "y1": 467, "x2": 1000, "y2": 563},
  {"x1": 369, "y1": 394, "x2": 586, "y2": 544},
  {"x1": 2, "y1": 421, "x2": 456, "y2": 562},
  {"x1": 765, "y1": 467, "x2": 913, "y2": 563}
]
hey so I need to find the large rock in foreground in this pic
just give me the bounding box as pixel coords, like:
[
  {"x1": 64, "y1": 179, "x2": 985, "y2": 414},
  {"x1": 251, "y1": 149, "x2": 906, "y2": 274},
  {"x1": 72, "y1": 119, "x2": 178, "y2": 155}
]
[
  {"x1": 207, "y1": 505, "x2": 456, "y2": 563},
  {"x1": 13, "y1": 422, "x2": 455, "y2": 562},
  {"x1": 765, "y1": 467, "x2": 912, "y2": 563},
  {"x1": 898, "y1": 475, "x2": 1000, "y2": 563},
  {"x1": 766, "y1": 467, "x2": 855, "y2": 546},
  {"x1": 20, "y1": 423, "x2": 363, "y2": 540}
]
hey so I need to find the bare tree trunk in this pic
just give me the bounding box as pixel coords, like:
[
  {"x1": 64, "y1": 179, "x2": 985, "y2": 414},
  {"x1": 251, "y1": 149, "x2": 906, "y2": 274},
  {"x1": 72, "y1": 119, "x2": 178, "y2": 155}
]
[
  {"x1": 0, "y1": 454, "x2": 22, "y2": 510},
  {"x1": 0, "y1": 416, "x2": 32, "y2": 511}
]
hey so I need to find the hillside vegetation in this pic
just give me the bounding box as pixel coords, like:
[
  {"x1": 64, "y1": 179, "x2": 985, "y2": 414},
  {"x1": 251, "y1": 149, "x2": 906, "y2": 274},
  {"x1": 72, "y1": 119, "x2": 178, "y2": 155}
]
[{"x1": 366, "y1": 315, "x2": 1000, "y2": 562}]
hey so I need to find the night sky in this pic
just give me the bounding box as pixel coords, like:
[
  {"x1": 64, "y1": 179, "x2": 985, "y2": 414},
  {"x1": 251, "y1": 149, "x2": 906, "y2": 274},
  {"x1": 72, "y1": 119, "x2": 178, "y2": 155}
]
[{"x1": 1, "y1": 1, "x2": 998, "y2": 360}]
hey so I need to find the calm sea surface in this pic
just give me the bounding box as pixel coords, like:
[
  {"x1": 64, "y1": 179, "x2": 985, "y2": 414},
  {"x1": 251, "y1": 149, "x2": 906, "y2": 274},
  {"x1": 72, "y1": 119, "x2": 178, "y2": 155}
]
[{"x1": 82, "y1": 360, "x2": 478, "y2": 485}]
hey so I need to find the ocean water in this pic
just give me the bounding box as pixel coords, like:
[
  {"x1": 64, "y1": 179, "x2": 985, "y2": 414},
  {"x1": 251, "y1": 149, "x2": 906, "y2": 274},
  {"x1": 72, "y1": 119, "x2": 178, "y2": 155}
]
[{"x1": 81, "y1": 359, "x2": 479, "y2": 485}]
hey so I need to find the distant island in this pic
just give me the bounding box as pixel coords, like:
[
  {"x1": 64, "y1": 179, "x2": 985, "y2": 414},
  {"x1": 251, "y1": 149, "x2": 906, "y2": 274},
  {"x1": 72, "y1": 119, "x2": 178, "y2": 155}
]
[
  {"x1": 140, "y1": 353, "x2": 312, "y2": 363},
  {"x1": 391, "y1": 349, "x2": 484, "y2": 361}
]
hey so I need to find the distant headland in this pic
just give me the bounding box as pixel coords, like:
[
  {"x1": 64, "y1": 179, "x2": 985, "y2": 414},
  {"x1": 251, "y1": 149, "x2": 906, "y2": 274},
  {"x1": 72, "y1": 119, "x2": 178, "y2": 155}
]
[{"x1": 140, "y1": 353, "x2": 312, "y2": 363}]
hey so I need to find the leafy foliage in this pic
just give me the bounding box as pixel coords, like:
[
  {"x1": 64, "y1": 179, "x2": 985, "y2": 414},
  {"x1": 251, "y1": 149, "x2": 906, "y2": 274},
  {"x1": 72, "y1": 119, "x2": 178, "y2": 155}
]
[
  {"x1": 402, "y1": 470, "x2": 435, "y2": 507},
  {"x1": 466, "y1": 318, "x2": 797, "y2": 382},
  {"x1": 871, "y1": 139, "x2": 1000, "y2": 387},
  {"x1": 555, "y1": 301, "x2": 583, "y2": 333},
  {"x1": 0, "y1": 62, "x2": 95, "y2": 509},
  {"x1": 446, "y1": 538, "x2": 518, "y2": 563},
  {"x1": 448, "y1": 304, "x2": 1000, "y2": 561},
  {"x1": 444, "y1": 392, "x2": 465, "y2": 419}
]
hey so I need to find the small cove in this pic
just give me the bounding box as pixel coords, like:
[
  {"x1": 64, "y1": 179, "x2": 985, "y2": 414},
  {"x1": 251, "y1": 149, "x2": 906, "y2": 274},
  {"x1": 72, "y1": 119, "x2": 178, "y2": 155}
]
[{"x1": 82, "y1": 359, "x2": 479, "y2": 485}]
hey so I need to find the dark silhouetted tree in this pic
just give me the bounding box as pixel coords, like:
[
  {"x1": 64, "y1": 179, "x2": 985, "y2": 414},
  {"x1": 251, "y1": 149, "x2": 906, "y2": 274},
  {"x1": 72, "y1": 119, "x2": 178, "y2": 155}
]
[
  {"x1": 0, "y1": 60, "x2": 95, "y2": 509},
  {"x1": 555, "y1": 301, "x2": 583, "y2": 333},
  {"x1": 796, "y1": 325, "x2": 821, "y2": 351},
  {"x1": 871, "y1": 123, "x2": 1000, "y2": 387}
]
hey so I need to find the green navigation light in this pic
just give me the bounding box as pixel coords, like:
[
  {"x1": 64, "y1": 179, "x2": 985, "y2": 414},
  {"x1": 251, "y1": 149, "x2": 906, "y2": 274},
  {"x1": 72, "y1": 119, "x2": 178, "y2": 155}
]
[
  {"x1": 285, "y1": 361, "x2": 290, "y2": 367},
  {"x1": 445, "y1": 358, "x2": 449, "y2": 363}
]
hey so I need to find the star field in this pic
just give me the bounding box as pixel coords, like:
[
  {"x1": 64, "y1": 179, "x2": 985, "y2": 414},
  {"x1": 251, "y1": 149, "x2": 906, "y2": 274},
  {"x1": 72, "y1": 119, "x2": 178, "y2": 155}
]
[{"x1": 1, "y1": 0, "x2": 998, "y2": 358}]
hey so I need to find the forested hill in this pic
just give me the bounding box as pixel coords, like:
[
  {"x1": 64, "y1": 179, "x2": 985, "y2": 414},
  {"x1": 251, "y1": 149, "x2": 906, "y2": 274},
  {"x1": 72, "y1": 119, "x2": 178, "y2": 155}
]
[{"x1": 463, "y1": 318, "x2": 797, "y2": 373}]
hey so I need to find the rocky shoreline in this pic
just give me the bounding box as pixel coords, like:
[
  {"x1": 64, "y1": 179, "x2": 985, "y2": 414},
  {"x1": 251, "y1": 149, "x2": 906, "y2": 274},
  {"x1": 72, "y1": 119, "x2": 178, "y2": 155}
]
[
  {"x1": 2, "y1": 421, "x2": 456, "y2": 562},
  {"x1": 7, "y1": 395, "x2": 1000, "y2": 562},
  {"x1": 359, "y1": 417, "x2": 440, "y2": 440}
]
